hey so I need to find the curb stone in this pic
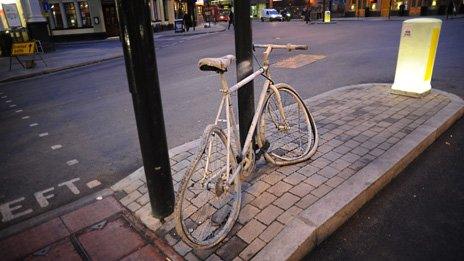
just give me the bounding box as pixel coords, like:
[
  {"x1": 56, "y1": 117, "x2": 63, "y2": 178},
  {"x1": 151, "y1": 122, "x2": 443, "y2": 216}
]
[
  {"x1": 252, "y1": 86, "x2": 464, "y2": 261},
  {"x1": 1, "y1": 25, "x2": 225, "y2": 84},
  {"x1": 155, "y1": 24, "x2": 226, "y2": 38},
  {"x1": 0, "y1": 54, "x2": 123, "y2": 84}
]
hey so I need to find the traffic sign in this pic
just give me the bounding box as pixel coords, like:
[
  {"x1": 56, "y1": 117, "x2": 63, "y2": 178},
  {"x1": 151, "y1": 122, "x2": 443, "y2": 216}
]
[{"x1": 12, "y1": 42, "x2": 36, "y2": 56}]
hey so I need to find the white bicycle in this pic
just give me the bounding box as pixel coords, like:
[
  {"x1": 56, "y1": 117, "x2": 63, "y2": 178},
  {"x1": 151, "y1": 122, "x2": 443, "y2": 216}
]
[{"x1": 174, "y1": 43, "x2": 318, "y2": 249}]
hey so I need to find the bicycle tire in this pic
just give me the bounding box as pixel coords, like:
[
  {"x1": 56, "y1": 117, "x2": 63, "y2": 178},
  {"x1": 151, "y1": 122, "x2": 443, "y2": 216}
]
[
  {"x1": 174, "y1": 124, "x2": 241, "y2": 249},
  {"x1": 257, "y1": 83, "x2": 318, "y2": 165}
]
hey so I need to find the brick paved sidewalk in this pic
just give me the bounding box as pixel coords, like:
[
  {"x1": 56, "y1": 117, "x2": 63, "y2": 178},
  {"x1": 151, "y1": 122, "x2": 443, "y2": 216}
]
[
  {"x1": 0, "y1": 196, "x2": 182, "y2": 260},
  {"x1": 112, "y1": 83, "x2": 463, "y2": 261}
]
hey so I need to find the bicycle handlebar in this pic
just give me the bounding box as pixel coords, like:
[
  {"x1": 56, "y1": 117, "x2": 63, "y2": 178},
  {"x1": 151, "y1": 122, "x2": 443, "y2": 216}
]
[{"x1": 253, "y1": 43, "x2": 309, "y2": 51}]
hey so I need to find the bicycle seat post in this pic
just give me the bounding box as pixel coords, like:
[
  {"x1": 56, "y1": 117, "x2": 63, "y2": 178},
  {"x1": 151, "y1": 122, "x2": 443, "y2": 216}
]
[
  {"x1": 262, "y1": 46, "x2": 272, "y2": 69},
  {"x1": 219, "y1": 73, "x2": 229, "y2": 94}
]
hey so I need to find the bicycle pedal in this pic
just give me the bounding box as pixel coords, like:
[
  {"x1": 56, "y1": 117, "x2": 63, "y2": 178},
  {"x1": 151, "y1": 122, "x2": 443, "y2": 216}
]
[{"x1": 256, "y1": 140, "x2": 270, "y2": 160}]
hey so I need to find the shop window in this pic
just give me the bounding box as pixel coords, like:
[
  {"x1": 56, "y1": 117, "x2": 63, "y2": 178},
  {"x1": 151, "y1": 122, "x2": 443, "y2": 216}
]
[
  {"x1": 50, "y1": 3, "x2": 63, "y2": 29},
  {"x1": 349, "y1": 0, "x2": 357, "y2": 11},
  {"x1": 414, "y1": 0, "x2": 423, "y2": 7},
  {"x1": 79, "y1": 1, "x2": 92, "y2": 27},
  {"x1": 64, "y1": 2, "x2": 78, "y2": 28},
  {"x1": 390, "y1": 0, "x2": 405, "y2": 10}
]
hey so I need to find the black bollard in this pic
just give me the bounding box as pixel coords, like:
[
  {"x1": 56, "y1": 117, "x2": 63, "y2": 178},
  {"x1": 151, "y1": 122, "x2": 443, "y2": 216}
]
[
  {"x1": 115, "y1": 0, "x2": 175, "y2": 219},
  {"x1": 233, "y1": 0, "x2": 255, "y2": 147}
]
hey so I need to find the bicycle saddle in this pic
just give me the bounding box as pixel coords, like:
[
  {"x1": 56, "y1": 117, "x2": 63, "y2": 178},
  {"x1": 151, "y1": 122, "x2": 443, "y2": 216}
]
[{"x1": 198, "y1": 55, "x2": 235, "y2": 73}]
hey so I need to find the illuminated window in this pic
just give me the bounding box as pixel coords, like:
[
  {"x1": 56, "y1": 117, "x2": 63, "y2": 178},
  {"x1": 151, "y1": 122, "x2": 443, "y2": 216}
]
[
  {"x1": 390, "y1": 0, "x2": 404, "y2": 10},
  {"x1": 50, "y1": 4, "x2": 63, "y2": 29},
  {"x1": 64, "y1": 2, "x2": 77, "y2": 28},
  {"x1": 79, "y1": 1, "x2": 92, "y2": 27}
]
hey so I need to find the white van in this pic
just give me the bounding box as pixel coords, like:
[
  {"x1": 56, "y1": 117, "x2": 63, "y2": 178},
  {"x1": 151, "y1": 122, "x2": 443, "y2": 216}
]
[{"x1": 260, "y1": 9, "x2": 283, "y2": 22}]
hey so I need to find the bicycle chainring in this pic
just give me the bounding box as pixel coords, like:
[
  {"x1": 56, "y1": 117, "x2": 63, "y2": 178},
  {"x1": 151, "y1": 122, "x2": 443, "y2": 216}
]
[{"x1": 240, "y1": 146, "x2": 255, "y2": 181}]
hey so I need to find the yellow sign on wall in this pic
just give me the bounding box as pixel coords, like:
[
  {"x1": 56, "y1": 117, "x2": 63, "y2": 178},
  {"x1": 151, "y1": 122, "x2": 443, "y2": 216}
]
[{"x1": 12, "y1": 42, "x2": 36, "y2": 56}]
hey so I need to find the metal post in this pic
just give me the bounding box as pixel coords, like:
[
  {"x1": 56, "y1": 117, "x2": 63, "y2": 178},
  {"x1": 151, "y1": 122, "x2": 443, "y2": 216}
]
[
  {"x1": 233, "y1": 0, "x2": 255, "y2": 147},
  {"x1": 115, "y1": 0, "x2": 175, "y2": 219},
  {"x1": 388, "y1": 0, "x2": 392, "y2": 20},
  {"x1": 322, "y1": 0, "x2": 326, "y2": 21},
  {"x1": 446, "y1": 0, "x2": 450, "y2": 19}
]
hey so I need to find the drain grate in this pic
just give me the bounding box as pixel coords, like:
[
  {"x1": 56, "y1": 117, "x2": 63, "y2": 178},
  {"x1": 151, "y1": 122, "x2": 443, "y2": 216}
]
[{"x1": 274, "y1": 54, "x2": 326, "y2": 69}]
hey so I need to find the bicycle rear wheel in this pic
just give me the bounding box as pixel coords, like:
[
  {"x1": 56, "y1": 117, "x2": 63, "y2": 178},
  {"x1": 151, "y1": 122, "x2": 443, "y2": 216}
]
[
  {"x1": 257, "y1": 83, "x2": 318, "y2": 165},
  {"x1": 174, "y1": 125, "x2": 241, "y2": 249}
]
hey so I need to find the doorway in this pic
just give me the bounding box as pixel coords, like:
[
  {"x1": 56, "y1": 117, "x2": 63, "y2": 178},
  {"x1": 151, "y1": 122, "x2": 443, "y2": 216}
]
[{"x1": 102, "y1": 2, "x2": 119, "y2": 37}]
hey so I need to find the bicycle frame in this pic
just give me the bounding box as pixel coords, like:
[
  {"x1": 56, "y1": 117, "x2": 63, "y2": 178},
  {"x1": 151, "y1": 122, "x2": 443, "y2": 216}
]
[
  {"x1": 209, "y1": 71, "x2": 285, "y2": 187},
  {"x1": 203, "y1": 44, "x2": 307, "y2": 188}
]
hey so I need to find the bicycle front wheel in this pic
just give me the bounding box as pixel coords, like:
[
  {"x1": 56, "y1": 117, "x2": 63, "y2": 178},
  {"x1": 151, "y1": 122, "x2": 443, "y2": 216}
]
[
  {"x1": 174, "y1": 125, "x2": 241, "y2": 249},
  {"x1": 257, "y1": 83, "x2": 318, "y2": 166}
]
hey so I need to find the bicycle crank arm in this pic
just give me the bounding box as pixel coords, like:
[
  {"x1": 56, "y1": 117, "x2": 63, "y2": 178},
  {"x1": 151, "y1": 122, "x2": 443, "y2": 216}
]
[
  {"x1": 256, "y1": 140, "x2": 270, "y2": 160},
  {"x1": 227, "y1": 164, "x2": 243, "y2": 186}
]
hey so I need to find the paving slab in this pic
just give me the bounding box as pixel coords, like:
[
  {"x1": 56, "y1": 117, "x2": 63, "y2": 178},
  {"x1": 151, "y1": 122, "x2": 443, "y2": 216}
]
[
  {"x1": 0, "y1": 195, "x2": 181, "y2": 260},
  {"x1": 0, "y1": 218, "x2": 69, "y2": 260},
  {"x1": 61, "y1": 196, "x2": 122, "y2": 233},
  {"x1": 112, "y1": 83, "x2": 463, "y2": 260},
  {"x1": 77, "y1": 218, "x2": 146, "y2": 260}
]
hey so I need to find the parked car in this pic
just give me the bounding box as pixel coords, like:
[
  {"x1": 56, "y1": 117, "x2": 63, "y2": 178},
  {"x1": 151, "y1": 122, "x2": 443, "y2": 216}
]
[
  {"x1": 260, "y1": 9, "x2": 283, "y2": 22},
  {"x1": 217, "y1": 10, "x2": 229, "y2": 22}
]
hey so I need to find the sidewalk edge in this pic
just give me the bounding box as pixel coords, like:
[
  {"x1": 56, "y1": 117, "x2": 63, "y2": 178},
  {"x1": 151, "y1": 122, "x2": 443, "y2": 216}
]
[
  {"x1": 0, "y1": 54, "x2": 123, "y2": 84},
  {"x1": 111, "y1": 139, "x2": 200, "y2": 191},
  {"x1": 155, "y1": 25, "x2": 226, "y2": 38},
  {"x1": 253, "y1": 88, "x2": 464, "y2": 261}
]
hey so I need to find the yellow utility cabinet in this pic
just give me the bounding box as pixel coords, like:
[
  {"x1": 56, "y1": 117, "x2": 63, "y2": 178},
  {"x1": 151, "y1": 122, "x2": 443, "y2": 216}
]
[
  {"x1": 391, "y1": 18, "x2": 442, "y2": 97},
  {"x1": 324, "y1": 11, "x2": 331, "y2": 23}
]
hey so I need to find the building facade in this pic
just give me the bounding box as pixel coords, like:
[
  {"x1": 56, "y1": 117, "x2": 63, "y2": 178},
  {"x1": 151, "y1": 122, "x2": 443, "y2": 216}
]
[
  {"x1": 344, "y1": 0, "x2": 459, "y2": 17},
  {"x1": 0, "y1": 0, "x2": 52, "y2": 49}
]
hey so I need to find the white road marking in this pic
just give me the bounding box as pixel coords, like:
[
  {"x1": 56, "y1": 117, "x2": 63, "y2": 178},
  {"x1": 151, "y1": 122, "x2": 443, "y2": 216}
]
[
  {"x1": 86, "y1": 180, "x2": 101, "y2": 189},
  {"x1": 22, "y1": 116, "x2": 30, "y2": 119},
  {"x1": 0, "y1": 197, "x2": 33, "y2": 223},
  {"x1": 34, "y1": 187, "x2": 55, "y2": 208},
  {"x1": 66, "y1": 159, "x2": 79, "y2": 166},
  {"x1": 39, "y1": 132, "x2": 49, "y2": 137},
  {"x1": 29, "y1": 123, "x2": 39, "y2": 127},
  {"x1": 9, "y1": 104, "x2": 16, "y2": 108},
  {"x1": 15, "y1": 110, "x2": 23, "y2": 113},
  {"x1": 0, "y1": 178, "x2": 90, "y2": 222},
  {"x1": 51, "y1": 144, "x2": 63, "y2": 150},
  {"x1": 6, "y1": 100, "x2": 12, "y2": 103},
  {"x1": 58, "y1": 178, "x2": 80, "y2": 194}
]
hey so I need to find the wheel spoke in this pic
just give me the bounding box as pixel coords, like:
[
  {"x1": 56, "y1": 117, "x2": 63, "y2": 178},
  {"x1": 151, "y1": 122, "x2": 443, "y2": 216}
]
[
  {"x1": 259, "y1": 85, "x2": 317, "y2": 164},
  {"x1": 175, "y1": 125, "x2": 241, "y2": 248}
]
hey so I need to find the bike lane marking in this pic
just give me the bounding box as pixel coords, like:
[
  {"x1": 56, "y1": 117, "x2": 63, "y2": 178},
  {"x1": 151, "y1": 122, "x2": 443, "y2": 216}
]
[{"x1": 0, "y1": 177, "x2": 102, "y2": 223}]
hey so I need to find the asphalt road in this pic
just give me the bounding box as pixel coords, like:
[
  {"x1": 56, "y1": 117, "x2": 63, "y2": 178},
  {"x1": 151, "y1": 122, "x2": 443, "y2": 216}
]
[
  {"x1": 305, "y1": 117, "x2": 464, "y2": 261},
  {"x1": 0, "y1": 20, "x2": 463, "y2": 231}
]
